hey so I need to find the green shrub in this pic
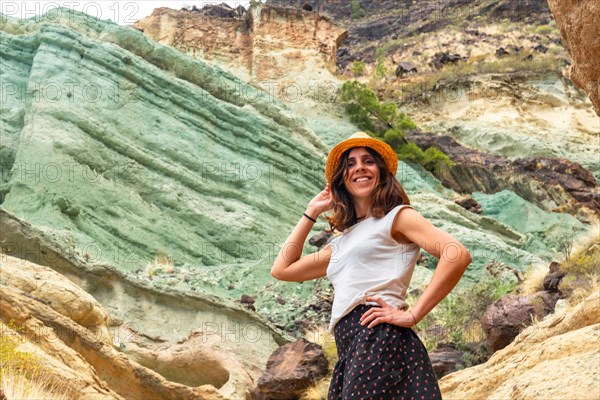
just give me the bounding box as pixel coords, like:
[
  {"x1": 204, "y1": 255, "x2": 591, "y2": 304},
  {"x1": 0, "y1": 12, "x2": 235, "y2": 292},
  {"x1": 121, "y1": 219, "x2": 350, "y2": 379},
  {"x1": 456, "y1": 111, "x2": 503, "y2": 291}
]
[
  {"x1": 375, "y1": 47, "x2": 388, "y2": 78},
  {"x1": 351, "y1": 0, "x2": 364, "y2": 20},
  {"x1": 340, "y1": 80, "x2": 453, "y2": 173},
  {"x1": 533, "y1": 25, "x2": 553, "y2": 35},
  {"x1": 351, "y1": 60, "x2": 366, "y2": 77}
]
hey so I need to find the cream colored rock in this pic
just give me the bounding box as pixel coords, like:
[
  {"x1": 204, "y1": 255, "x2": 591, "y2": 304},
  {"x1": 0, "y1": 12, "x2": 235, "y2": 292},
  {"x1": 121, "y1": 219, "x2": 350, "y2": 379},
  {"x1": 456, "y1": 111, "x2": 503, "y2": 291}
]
[
  {"x1": 0, "y1": 283, "x2": 225, "y2": 400},
  {"x1": 548, "y1": 0, "x2": 600, "y2": 116},
  {"x1": 134, "y1": 4, "x2": 347, "y2": 99},
  {"x1": 122, "y1": 327, "x2": 254, "y2": 400},
  {"x1": 439, "y1": 291, "x2": 600, "y2": 399},
  {"x1": 0, "y1": 319, "x2": 122, "y2": 400},
  {"x1": 1, "y1": 255, "x2": 111, "y2": 343}
]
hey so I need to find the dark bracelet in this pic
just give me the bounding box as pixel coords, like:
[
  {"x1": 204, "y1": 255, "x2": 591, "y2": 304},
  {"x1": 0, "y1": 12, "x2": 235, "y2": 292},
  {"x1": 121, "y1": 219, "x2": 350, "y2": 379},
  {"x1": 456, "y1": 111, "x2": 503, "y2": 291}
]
[{"x1": 303, "y1": 213, "x2": 317, "y2": 223}]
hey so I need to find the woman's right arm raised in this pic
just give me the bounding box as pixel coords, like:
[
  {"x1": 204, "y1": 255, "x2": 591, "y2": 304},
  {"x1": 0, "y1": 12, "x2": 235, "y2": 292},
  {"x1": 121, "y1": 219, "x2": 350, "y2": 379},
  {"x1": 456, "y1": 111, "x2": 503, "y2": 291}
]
[{"x1": 270, "y1": 184, "x2": 334, "y2": 282}]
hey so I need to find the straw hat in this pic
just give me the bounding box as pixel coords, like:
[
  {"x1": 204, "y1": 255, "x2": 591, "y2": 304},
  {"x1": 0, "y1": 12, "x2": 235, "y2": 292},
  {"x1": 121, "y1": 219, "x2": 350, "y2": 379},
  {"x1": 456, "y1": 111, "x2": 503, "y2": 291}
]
[{"x1": 325, "y1": 131, "x2": 397, "y2": 184}]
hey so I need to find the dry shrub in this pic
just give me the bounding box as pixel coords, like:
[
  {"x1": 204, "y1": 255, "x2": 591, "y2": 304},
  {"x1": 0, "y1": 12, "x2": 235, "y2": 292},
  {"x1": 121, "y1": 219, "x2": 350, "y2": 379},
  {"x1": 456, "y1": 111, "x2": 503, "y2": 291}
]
[
  {"x1": 1, "y1": 321, "x2": 75, "y2": 400},
  {"x1": 303, "y1": 325, "x2": 337, "y2": 367},
  {"x1": 300, "y1": 377, "x2": 332, "y2": 400},
  {"x1": 299, "y1": 325, "x2": 337, "y2": 400},
  {"x1": 560, "y1": 221, "x2": 600, "y2": 306},
  {"x1": 519, "y1": 263, "x2": 548, "y2": 296}
]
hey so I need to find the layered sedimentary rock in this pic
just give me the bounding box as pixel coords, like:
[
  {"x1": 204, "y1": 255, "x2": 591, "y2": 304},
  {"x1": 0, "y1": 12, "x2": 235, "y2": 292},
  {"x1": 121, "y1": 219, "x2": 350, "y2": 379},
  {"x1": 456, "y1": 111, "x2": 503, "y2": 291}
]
[
  {"x1": 0, "y1": 8, "x2": 327, "y2": 273},
  {"x1": 0, "y1": 209, "x2": 291, "y2": 399},
  {"x1": 0, "y1": 277, "x2": 225, "y2": 400},
  {"x1": 134, "y1": 4, "x2": 347, "y2": 96},
  {"x1": 548, "y1": 0, "x2": 600, "y2": 116}
]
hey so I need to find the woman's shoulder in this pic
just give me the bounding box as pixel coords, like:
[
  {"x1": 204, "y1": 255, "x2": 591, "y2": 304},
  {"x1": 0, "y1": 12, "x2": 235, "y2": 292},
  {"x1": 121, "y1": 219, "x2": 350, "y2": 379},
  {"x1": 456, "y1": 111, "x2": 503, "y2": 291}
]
[
  {"x1": 387, "y1": 204, "x2": 420, "y2": 244},
  {"x1": 385, "y1": 203, "x2": 415, "y2": 218}
]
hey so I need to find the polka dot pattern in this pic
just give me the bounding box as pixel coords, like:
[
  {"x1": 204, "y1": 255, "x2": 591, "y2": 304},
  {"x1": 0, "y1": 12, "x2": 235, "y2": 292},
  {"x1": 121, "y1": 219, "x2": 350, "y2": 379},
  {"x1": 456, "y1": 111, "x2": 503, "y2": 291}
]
[{"x1": 327, "y1": 305, "x2": 442, "y2": 400}]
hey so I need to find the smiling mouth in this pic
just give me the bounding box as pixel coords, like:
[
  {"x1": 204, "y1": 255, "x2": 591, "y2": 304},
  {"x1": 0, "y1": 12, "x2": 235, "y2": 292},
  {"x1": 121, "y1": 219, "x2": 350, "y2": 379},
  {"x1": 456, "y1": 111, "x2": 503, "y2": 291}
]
[{"x1": 354, "y1": 177, "x2": 372, "y2": 183}]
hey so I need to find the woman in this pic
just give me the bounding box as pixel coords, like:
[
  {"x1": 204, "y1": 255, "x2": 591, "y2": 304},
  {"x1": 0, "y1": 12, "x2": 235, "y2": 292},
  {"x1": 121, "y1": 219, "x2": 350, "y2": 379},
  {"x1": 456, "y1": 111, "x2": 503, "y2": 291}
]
[{"x1": 271, "y1": 131, "x2": 472, "y2": 399}]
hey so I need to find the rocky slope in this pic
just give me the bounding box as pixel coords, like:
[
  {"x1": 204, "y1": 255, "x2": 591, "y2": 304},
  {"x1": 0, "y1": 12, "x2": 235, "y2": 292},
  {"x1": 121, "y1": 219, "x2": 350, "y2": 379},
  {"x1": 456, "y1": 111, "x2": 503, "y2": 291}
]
[
  {"x1": 269, "y1": 0, "x2": 553, "y2": 68},
  {"x1": 0, "y1": 2, "x2": 598, "y2": 399},
  {"x1": 0, "y1": 7, "x2": 335, "y2": 329},
  {"x1": 133, "y1": 3, "x2": 354, "y2": 148},
  {"x1": 134, "y1": 4, "x2": 347, "y2": 93},
  {"x1": 2, "y1": 5, "x2": 588, "y2": 337},
  {"x1": 406, "y1": 131, "x2": 599, "y2": 223},
  {"x1": 439, "y1": 290, "x2": 600, "y2": 399}
]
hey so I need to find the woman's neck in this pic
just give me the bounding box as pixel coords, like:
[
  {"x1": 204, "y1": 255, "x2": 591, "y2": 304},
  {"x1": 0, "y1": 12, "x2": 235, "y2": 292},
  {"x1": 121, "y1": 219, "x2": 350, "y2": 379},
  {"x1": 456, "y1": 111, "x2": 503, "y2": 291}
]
[{"x1": 353, "y1": 200, "x2": 372, "y2": 220}]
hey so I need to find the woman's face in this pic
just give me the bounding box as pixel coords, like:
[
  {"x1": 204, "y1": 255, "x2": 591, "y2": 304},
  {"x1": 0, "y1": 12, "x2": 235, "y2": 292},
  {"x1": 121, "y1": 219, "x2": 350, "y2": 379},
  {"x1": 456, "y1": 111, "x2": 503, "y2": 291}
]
[{"x1": 343, "y1": 147, "x2": 380, "y2": 200}]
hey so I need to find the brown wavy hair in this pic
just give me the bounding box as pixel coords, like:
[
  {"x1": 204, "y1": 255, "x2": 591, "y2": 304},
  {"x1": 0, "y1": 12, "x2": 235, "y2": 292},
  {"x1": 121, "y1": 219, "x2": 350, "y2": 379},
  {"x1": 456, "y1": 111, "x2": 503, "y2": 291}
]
[{"x1": 324, "y1": 146, "x2": 410, "y2": 232}]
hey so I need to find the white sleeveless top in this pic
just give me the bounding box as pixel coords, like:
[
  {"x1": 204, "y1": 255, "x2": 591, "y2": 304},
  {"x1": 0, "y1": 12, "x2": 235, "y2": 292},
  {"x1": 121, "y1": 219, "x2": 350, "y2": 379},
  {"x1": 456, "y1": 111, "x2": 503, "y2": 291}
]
[{"x1": 326, "y1": 204, "x2": 421, "y2": 333}]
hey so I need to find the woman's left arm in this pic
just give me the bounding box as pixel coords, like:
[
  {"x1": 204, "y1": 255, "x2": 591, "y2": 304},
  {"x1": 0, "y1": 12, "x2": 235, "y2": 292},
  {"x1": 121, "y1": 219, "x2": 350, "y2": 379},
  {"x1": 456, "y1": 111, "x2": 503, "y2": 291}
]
[{"x1": 394, "y1": 206, "x2": 472, "y2": 324}]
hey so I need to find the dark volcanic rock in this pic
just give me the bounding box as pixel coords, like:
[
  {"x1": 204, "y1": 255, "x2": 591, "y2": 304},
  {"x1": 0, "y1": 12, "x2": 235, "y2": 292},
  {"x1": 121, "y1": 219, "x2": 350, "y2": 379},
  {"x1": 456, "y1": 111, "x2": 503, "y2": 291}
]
[
  {"x1": 453, "y1": 194, "x2": 483, "y2": 214},
  {"x1": 429, "y1": 343, "x2": 465, "y2": 378},
  {"x1": 496, "y1": 47, "x2": 509, "y2": 57},
  {"x1": 429, "y1": 51, "x2": 467, "y2": 70},
  {"x1": 197, "y1": 3, "x2": 237, "y2": 18},
  {"x1": 481, "y1": 291, "x2": 559, "y2": 352},
  {"x1": 543, "y1": 261, "x2": 566, "y2": 293},
  {"x1": 404, "y1": 131, "x2": 600, "y2": 223},
  {"x1": 254, "y1": 338, "x2": 329, "y2": 399},
  {"x1": 308, "y1": 231, "x2": 333, "y2": 249},
  {"x1": 395, "y1": 61, "x2": 418, "y2": 77}
]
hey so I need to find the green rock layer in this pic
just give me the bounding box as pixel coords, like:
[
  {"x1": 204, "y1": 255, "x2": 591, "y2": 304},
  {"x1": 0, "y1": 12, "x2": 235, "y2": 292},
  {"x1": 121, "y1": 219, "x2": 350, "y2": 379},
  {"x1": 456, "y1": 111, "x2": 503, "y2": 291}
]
[{"x1": 1, "y1": 10, "x2": 328, "y2": 273}]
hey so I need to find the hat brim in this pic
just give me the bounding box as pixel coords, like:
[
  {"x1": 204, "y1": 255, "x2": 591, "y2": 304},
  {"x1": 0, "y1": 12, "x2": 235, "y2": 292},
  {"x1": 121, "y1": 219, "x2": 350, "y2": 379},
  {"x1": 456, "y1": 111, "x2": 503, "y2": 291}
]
[{"x1": 325, "y1": 138, "x2": 397, "y2": 184}]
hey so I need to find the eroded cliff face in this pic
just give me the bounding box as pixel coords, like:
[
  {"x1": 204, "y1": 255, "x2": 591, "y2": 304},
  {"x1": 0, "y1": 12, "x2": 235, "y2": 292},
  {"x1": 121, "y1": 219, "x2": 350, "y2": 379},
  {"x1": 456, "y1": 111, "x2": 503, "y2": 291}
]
[
  {"x1": 134, "y1": 4, "x2": 347, "y2": 98},
  {"x1": 548, "y1": 0, "x2": 600, "y2": 116}
]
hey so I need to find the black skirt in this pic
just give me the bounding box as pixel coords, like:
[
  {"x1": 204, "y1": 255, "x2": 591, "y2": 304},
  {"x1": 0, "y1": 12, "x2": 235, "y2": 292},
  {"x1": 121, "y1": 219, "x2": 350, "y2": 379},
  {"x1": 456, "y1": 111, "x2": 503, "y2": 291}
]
[{"x1": 327, "y1": 304, "x2": 442, "y2": 400}]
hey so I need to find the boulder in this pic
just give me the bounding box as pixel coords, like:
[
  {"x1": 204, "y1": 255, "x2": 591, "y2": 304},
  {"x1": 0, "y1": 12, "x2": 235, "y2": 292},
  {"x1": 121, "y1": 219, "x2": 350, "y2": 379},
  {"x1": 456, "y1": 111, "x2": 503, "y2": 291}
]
[
  {"x1": 495, "y1": 47, "x2": 509, "y2": 57},
  {"x1": 429, "y1": 51, "x2": 465, "y2": 70},
  {"x1": 254, "y1": 338, "x2": 329, "y2": 399},
  {"x1": 543, "y1": 261, "x2": 566, "y2": 293},
  {"x1": 481, "y1": 291, "x2": 560, "y2": 352},
  {"x1": 395, "y1": 61, "x2": 418, "y2": 77},
  {"x1": 453, "y1": 194, "x2": 482, "y2": 214},
  {"x1": 309, "y1": 231, "x2": 333, "y2": 249},
  {"x1": 428, "y1": 343, "x2": 465, "y2": 378},
  {"x1": 240, "y1": 294, "x2": 257, "y2": 311}
]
